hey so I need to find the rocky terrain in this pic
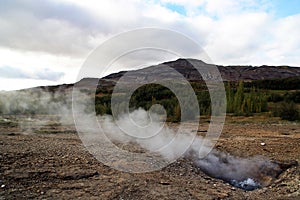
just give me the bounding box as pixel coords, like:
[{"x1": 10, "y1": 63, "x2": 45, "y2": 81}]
[{"x1": 0, "y1": 115, "x2": 299, "y2": 199}]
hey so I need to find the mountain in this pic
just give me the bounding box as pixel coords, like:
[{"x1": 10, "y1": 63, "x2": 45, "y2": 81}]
[
  {"x1": 37, "y1": 58, "x2": 300, "y2": 91},
  {"x1": 101, "y1": 58, "x2": 300, "y2": 81},
  {"x1": 90, "y1": 58, "x2": 300, "y2": 88}
]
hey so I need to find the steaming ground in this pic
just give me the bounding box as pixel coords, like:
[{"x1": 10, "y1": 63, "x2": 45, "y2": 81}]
[
  {"x1": 0, "y1": 88, "x2": 74, "y2": 125},
  {"x1": 0, "y1": 113, "x2": 299, "y2": 199},
  {"x1": 192, "y1": 151, "x2": 282, "y2": 190},
  {"x1": 0, "y1": 90, "x2": 299, "y2": 197},
  {"x1": 95, "y1": 109, "x2": 284, "y2": 190},
  {"x1": 98, "y1": 109, "x2": 201, "y2": 162}
]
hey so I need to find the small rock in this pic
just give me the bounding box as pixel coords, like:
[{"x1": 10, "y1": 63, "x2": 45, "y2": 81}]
[
  {"x1": 1, "y1": 184, "x2": 5, "y2": 188},
  {"x1": 260, "y1": 142, "x2": 266, "y2": 146},
  {"x1": 159, "y1": 181, "x2": 170, "y2": 185},
  {"x1": 217, "y1": 192, "x2": 229, "y2": 198}
]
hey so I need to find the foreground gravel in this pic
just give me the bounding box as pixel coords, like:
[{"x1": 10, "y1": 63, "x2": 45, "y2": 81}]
[{"x1": 0, "y1": 116, "x2": 299, "y2": 199}]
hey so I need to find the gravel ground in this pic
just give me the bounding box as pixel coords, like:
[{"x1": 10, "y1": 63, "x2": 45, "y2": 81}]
[{"x1": 0, "y1": 115, "x2": 299, "y2": 199}]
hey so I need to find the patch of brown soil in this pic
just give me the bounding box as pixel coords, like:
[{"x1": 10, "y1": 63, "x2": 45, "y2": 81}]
[{"x1": 0, "y1": 116, "x2": 299, "y2": 199}]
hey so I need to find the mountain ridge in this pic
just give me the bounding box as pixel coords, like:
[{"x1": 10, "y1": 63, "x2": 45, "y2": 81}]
[
  {"x1": 90, "y1": 58, "x2": 300, "y2": 88},
  {"x1": 28, "y1": 58, "x2": 300, "y2": 91},
  {"x1": 100, "y1": 58, "x2": 300, "y2": 81}
]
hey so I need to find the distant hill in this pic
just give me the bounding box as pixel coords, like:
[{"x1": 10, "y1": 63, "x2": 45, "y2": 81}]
[
  {"x1": 35, "y1": 58, "x2": 300, "y2": 91},
  {"x1": 102, "y1": 58, "x2": 300, "y2": 81}
]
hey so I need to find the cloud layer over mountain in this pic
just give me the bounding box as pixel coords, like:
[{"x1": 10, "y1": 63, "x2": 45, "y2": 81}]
[{"x1": 0, "y1": 0, "x2": 299, "y2": 90}]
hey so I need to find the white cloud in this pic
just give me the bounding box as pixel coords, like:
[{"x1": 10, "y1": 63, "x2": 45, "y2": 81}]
[
  {"x1": 0, "y1": 78, "x2": 61, "y2": 91},
  {"x1": 263, "y1": 14, "x2": 300, "y2": 66},
  {"x1": 204, "y1": 0, "x2": 265, "y2": 17},
  {"x1": 0, "y1": 47, "x2": 82, "y2": 90},
  {"x1": 0, "y1": 0, "x2": 101, "y2": 56},
  {"x1": 0, "y1": 65, "x2": 64, "y2": 81},
  {"x1": 205, "y1": 12, "x2": 272, "y2": 64},
  {"x1": 0, "y1": 0, "x2": 299, "y2": 90}
]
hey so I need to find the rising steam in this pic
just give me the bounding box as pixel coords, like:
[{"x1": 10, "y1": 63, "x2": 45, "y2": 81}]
[
  {"x1": 97, "y1": 109, "x2": 283, "y2": 190},
  {"x1": 0, "y1": 88, "x2": 283, "y2": 190},
  {"x1": 191, "y1": 150, "x2": 282, "y2": 190},
  {"x1": 0, "y1": 88, "x2": 74, "y2": 133}
]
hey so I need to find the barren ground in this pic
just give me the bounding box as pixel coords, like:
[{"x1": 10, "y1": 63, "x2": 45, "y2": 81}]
[{"x1": 0, "y1": 115, "x2": 299, "y2": 199}]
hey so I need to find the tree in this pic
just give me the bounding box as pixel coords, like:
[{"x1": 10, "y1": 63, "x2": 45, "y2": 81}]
[{"x1": 233, "y1": 81, "x2": 244, "y2": 115}]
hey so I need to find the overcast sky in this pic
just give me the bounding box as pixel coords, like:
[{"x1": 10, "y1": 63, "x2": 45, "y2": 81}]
[{"x1": 0, "y1": 0, "x2": 300, "y2": 90}]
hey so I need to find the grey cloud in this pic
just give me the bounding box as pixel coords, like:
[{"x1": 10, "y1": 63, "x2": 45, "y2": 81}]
[
  {"x1": 0, "y1": 0, "x2": 209, "y2": 58},
  {"x1": 2, "y1": 0, "x2": 294, "y2": 68},
  {"x1": 0, "y1": 0, "x2": 103, "y2": 30},
  {"x1": 0, "y1": 65, "x2": 64, "y2": 81},
  {"x1": 0, "y1": 0, "x2": 108, "y2": 56}
]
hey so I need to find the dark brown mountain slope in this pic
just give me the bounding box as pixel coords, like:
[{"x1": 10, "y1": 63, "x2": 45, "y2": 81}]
[
  {"x1": 102, "y1": 58, "x2": 300, "y2": 81},
  {"x1": 33, "y1": 58, "x2": 300, "y2": 91}
]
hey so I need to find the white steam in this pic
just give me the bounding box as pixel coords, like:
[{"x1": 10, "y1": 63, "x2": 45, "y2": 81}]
[
  {"x1": 0, "y1": 88, "x2": 282, "y2": 189},
  {"x1": 98, "y1": 108, "x2": 204, "y2": 162},
  {"x1": 0, "y1": 88, "x2": 75, "y2": 133},
  {"x1": 95, "y1": 108, "x2": 281, "y2": 189},
  {"x1": 192, "y1": 150, "x2": 281, "y2": 190}
]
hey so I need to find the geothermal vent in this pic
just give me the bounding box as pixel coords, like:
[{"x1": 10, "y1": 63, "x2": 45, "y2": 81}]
[
  {"x1": 92, "y1": 109, "x2": 297, "y2": 191},
  {"x1": 188, "y1": 150, "x2": 298, "y2": 191}
]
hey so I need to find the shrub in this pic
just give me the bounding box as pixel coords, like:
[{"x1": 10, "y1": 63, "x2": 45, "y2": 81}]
[
  {"x1": 268, "y1": 93, "x2": 284, "y2": 103},
  {"x1": 272, "y1": 102, "x2": 300, "y2": 121},
  {"x1": 283, "y1": 92, "x2": 300, "y2": 103}
]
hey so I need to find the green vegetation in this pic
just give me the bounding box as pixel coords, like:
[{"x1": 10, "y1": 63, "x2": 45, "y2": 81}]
[
  {"x1": 96, "y1": 78, "x2": 300, "y2": 122},
  {"x1": 95, "y1": 95, "x2": 112, "y2": 115},
  {"x1": 1, "y1": 77, "x2": 299, "y2": 122},
  {"x1": 244, "y1": 77, "x2": 300, "y2": 90},
  {"x1": 226, "y1": 81, "x2": 268, "y2": 116},
  {"x1": 272, "y1": 102, "x2": 300, "y2": 121},
  {"x1": 94, "y1": 81, "x2": 271, "y2": 121},
  {"x1": 129, "y1": 84, "x2": 179, "y2": 121}
]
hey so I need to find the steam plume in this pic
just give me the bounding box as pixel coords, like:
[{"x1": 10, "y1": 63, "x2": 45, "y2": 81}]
[
  {"x1": 97, "y1": 109, "x2": 282, "y2": 190},
  {"x1": 0, "y1": 89, "x2": 283, "y2": 190}
]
